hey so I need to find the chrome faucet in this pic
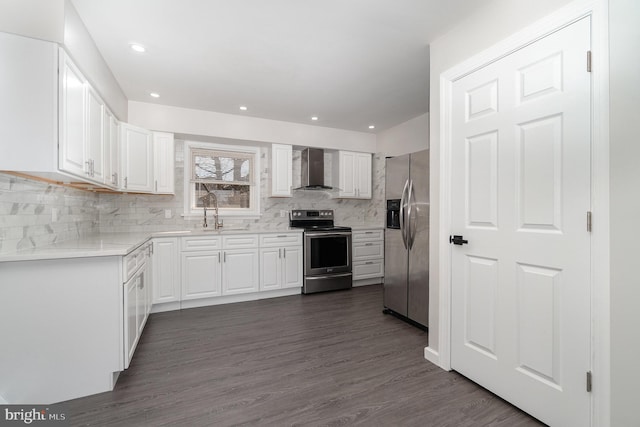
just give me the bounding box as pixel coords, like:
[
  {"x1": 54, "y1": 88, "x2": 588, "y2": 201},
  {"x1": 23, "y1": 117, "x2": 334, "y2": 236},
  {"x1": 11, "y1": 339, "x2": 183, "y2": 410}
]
[{"x1": 200, "y1": 191, "x2": 223, "y2": 230}]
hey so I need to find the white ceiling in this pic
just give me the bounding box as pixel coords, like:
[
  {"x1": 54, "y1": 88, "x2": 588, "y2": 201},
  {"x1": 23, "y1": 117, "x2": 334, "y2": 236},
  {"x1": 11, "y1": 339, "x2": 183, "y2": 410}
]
[{"x1": 71, "y1": 0, "x2": 488, "y2": 133}]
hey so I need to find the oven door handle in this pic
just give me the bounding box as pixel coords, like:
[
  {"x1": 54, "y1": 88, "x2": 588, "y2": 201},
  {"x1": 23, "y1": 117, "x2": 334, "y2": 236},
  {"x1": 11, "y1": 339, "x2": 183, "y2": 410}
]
[{"x1": 304, "y1": 231, "x2": 352, "y2": 238}]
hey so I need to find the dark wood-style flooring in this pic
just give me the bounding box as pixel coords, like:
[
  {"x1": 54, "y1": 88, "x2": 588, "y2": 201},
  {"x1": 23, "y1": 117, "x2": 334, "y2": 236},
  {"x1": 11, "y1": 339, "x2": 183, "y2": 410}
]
[{"x1": 64, "y1": 285, "x2": 544, "y2": 426}]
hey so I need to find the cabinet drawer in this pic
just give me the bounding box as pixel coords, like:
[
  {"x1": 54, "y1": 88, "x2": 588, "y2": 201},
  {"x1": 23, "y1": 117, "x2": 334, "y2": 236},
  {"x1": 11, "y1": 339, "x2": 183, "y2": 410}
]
[
  {"x1": 352, "y1": 229, "x2": 384, "y2": 242},
  {"x1": 123, "y1": 243, "x2": 148, "y2": 282},
  {"x1": 223, "y1": 234, "x2": 259, "y2": 249},
  {"x1": 181, "y1": 236, "x2": 222, "y2": 251},
  {"x1": 353, "y1": 259, "x2": 384, "y2": 280},
  {"x1": 259, "y1": 233, "x2": 302, "y2": 247},
  {"x1": 353, "y1": 241, "x2": 384, "y2": 260}
]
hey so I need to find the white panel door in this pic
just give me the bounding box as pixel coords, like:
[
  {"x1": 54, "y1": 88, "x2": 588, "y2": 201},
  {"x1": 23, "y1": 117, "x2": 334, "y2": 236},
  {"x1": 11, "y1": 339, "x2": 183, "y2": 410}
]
[
  {"x1": 86, "y1": 86, "x2": 104, "y2": 183},
  {"x1": 152, "y1": 238, "x2": 180, "y2": 304},
  {"x1": 450, "y1": 18, "x2": 591, "y2": 427},
  {"x1": 59, "y1": 52, "x2": 87, "y2": 177},
  {"x1": 281, "y1": 246, "x2": 303, "y2": 289},
  {"x1": 181, "y1": 251, "x2": 222, "y2": 300},
  {"x1": 339, "y1": 151, "x2": 356, "y2": 197},
  {"x1": 153, "y1": 132, "x2": 174, "y2": 194},
  {"x1": 260, "y1": 247, "x2": 281, "y2": 291},
  {"x1": 271, "y1": 143, "x2": 292, "y2": 197},
  {"x1": 222, "y1": 249, "x2": 259, "y2": 295},
  {"x1": 355, "y1": 152, "x2": 372, "y2": 198},
  {"x1": 120, "y1": 123, "x2": 153, "y2": 192}
]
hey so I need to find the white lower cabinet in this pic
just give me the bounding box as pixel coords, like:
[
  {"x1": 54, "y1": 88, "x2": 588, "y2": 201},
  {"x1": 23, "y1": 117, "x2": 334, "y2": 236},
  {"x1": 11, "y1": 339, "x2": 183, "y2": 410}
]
[
  {"x1": 260, "y1": 246, "x2": 303, "y2": 291},
  {"x1": 259, "y1": 233, "x2": 303, "y2": 291},
  {"x1": 181, "y1": 250, "x2": 222, "y2": 300},
  {"x1": 151, "y1": 237, "x2": 180, "y2": 304},
  {"x1": 123, "y1": 243, "x2": 151, "y2": 369},
  {"x1": 222, "y1": 248, "x2": 259, "y2": 295},
  {"x1": 352, "y1": 228, "x2": 384, "y2": 285}
]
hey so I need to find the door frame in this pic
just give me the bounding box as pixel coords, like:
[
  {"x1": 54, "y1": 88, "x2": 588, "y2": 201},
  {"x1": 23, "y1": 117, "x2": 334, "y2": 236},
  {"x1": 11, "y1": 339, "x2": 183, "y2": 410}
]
[{"x1": 431, "y1": 0, "x2": 610, "y2": 425}]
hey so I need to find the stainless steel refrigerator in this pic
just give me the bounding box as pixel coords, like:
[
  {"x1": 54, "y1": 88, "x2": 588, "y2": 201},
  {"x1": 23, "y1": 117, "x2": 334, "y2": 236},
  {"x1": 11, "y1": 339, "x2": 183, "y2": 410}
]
[{"x1": 383, "y1": 149, "x2": 429, "y2": 328}]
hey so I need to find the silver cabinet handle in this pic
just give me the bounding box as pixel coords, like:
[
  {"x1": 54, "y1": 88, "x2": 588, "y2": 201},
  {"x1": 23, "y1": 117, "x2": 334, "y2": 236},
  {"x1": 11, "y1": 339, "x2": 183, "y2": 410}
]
[
  {"x1": 218, "y1": 252, "x2": 221, "y2": 263},
  {"x1": 283, "y1": 248, "x2": 286, "y2": 258},
  {"x1": 124, "y1": 177, "x2": 128, "y2": 189},
  {"x1": 278, "y1": 248, "x2": 282, "y2": 258},
  {"x1": 365, "y1": 231, "x2": 374, "y2": 234},
  {"x1": 365, "y1": 243, "x2": 373, "y2": 246},
  {"x1": 277, "y1": 235, "x2": 287, "y2": 238},
  {"x1": 365, "y1": 261, "x2": 374, "y2": 265},
  {"x1": 155, "y1": 180, "x2": 158, "y2": 193},
  {"x1": 91, "y1": 159, "x2": 95, "y2": 177},
  {"x1": 223, "y1": 252, "x2": 226, "y2": 263},
  {"x1": 85, "y1": 161, "x2": 91, "y2": 175}
]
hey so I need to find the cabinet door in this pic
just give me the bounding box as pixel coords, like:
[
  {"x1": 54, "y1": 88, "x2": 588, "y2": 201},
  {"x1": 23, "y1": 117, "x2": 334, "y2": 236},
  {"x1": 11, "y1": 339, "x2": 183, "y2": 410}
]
[
  {"x1": 120, "y1": 123, "x2": 153, "y2": 192},
  {"x1": 153, "y1": 132, "x2": 174, "y2": 194},
  {"x1": 282, "y1": 246, "x2": 303, "y2": 289},
  {"x1": 103, "y1": 109, "x2": 119, "y2": 188},
  {"x1": 222, "y1": 249, "x2": 259, "y2": 295},
  {"x1": 59, "y1": 53, "x2": 87, "y2": 177},
  {"x1": 339, "y1": 151, "x2": 356, "y2": 197},
  {"x1": 355, "y1": 152, "x2": 372, "y2": 199},
  {"x1": 152, "y1": 238, "x2": 180, "y2": 304},
  {"x1": 136, "y1": 269, "x2": 147, "y2": 335},
  {"x1": 124, "y1": 276, "x2": 138, "y2": 369},
  {"x1": 181, "y1": 251, "x2": 222, "y2": 300},
  {"x1": 271, "y1": 143, "x2": 292, "y2": 197},
  {"x1": 260, "y1": 247, "x2": 281, "y2": 291},
  {"x1": 86, "y1": 86, "x2": 104, "y2": 183}
]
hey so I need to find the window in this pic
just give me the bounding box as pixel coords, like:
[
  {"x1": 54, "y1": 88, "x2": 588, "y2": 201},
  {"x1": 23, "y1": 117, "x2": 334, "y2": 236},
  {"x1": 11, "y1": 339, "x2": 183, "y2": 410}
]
[{"x1": 184, "y1": 141, "x2": 260, "y2": 217}]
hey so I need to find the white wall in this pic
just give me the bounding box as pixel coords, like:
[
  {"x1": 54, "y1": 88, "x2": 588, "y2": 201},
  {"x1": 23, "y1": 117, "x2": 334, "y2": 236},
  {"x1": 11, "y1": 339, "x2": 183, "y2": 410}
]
[
  {"x1": 128, "y1": 101, "x2": 377, "y2": 153},
  {"x1": 63, "y1": 1, "x2": 127, "y2": 120},
  {"x1": 0, "y1": 0, "x2": 64, "y2": 43},
  {"x1": 376, "y1": 113, "x2": 428, "y2": 156},
  {"x1": 609, "y1": 0, "x2": 640, "y2": 425},
  {"x1": 426, "y1": 0, "x2": 574, "y2": 365}
]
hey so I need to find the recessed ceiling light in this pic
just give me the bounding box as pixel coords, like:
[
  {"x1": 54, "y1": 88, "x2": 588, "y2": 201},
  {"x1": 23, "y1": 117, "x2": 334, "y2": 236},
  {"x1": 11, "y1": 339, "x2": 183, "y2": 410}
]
[
  {"x1": 311, "y1": 116, "x2": 319, "y2": 121},
  {"x1": 368, "y1": 125, "x2": 375, "y2": 129},
  {"x1": 239, "y1": 105, "x2": 248, "y2": 111},
  {"x1": 130, "y1": 43, "x2": 146, "y2": 53},
  {"x1": 150, "y1": 92, "x2": 160, "y2": 98}
]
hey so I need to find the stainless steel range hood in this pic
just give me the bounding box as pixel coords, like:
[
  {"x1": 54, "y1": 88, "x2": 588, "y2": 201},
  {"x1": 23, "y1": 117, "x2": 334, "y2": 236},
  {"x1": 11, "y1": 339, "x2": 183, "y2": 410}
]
[{"x1": 295, "y1": 148, "x2": 333, "y2": 190}]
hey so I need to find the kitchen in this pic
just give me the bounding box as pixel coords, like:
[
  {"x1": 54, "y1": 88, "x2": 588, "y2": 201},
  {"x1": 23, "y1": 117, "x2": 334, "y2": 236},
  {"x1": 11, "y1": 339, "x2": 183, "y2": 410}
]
[{"x1": 0, "y1": 0, "x2": 638, "y2": 426}]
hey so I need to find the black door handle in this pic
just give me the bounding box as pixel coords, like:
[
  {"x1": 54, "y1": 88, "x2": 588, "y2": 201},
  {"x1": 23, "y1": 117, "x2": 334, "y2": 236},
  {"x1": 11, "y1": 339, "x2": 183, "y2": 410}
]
[{"x1": 449, "y1": 235, "x2": 468, "y2": 245}]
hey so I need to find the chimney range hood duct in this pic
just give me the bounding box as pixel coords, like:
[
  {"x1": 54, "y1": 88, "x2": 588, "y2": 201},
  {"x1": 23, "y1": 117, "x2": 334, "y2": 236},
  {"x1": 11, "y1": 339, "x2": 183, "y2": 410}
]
[{"x1": 296, "y1": 148, "x2": 333, "y2": 190}]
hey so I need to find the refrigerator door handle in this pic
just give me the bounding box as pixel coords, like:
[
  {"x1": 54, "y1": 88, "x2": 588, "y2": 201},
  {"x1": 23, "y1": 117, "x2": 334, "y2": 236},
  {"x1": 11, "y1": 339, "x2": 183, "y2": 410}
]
[
  {"x1": 407, "y1": 179, "x2": 415, "y2": 249},
  {"x1": 400, "y1": 179, "x2": 409, "y2": 249}
]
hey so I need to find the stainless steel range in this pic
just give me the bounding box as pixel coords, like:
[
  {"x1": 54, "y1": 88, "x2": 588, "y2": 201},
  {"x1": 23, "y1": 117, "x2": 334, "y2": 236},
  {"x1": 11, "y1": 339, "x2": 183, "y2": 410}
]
[{"x1": 289, "y1": 209, "x2": 352, "y2": 294}]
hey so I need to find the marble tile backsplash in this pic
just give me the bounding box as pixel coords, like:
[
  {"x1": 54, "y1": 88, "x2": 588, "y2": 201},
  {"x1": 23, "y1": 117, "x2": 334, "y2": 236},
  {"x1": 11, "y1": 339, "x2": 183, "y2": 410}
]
[
  {"x1": 0, "y1": 173, "x2": 99, "y2": 254},
  {"x1": 98, "y1": 142, "x2": 386, "y2": 232},
  {"x1": 0, "y1": 141, "x2": 385, "y2": 253}
]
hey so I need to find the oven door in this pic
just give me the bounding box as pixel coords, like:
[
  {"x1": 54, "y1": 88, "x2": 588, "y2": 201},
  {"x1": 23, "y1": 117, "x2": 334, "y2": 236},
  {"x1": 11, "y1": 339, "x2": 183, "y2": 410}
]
[{"x1": 304, "y1": 231, "x2": 352, "y2": 276}]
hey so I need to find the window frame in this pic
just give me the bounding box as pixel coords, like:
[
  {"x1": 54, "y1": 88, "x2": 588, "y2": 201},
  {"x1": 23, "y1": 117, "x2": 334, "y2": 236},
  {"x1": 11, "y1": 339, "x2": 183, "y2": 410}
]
[{"x1": 183, "y1": 140, "x2": 261, "y2": 218}]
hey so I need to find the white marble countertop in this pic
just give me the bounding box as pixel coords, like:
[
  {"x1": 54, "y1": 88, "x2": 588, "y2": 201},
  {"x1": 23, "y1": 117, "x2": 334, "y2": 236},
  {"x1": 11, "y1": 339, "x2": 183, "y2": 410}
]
[{"x1": 0, "y1": 228, "x2": 304, "y2": 263}]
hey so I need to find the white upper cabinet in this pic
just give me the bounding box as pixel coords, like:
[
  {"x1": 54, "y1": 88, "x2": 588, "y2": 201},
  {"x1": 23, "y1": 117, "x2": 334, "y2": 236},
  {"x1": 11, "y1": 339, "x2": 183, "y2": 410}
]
[
  {"x1": 332, "y1": 151, "x2": 372, "y2": 199},
  {"x1": 59, "y1": 51, "x2": 87, "y2": 178},
  {"x1": 104, "y1": 109, "x2": 119, "y2": 188},
  {"x1": 153, "y1": 132, "x2": 175, "y2": 194},
  {"x1": 0, "y1": 33, "x2": 58, "y2": 175},
  {"x1": 120, "y1": 123, "x2": 154, "y2": 193},
  {"x1": 271, "y1": 143, "x2": 292, "y2": 197},
  {"x1": 86, "y1": 86, "x2": 105, "y2": 183}
]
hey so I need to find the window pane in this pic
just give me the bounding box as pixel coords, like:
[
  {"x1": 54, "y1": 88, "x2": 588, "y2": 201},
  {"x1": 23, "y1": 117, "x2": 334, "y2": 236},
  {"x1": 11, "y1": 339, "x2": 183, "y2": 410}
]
[
  {"x1": 194, "y1": 153, "x2": 251, "y2": 183},
  {"x1": 194, "y1": 184, "x2": 251, "y2": 209}
]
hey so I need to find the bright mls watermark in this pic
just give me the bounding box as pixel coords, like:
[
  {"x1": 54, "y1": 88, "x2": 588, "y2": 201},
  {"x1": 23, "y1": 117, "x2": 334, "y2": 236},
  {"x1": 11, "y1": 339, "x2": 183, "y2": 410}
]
[{"x1": 0, "y1": 406, "x2": 68, "y2": 426}]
